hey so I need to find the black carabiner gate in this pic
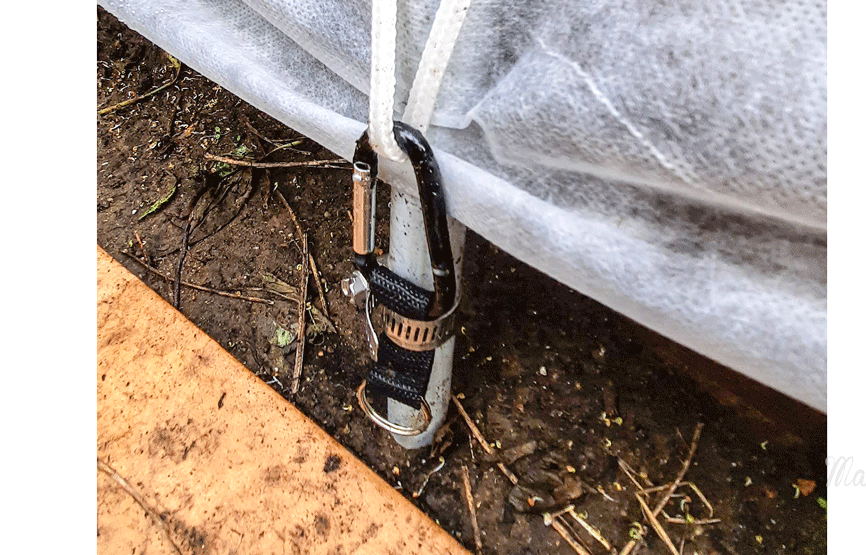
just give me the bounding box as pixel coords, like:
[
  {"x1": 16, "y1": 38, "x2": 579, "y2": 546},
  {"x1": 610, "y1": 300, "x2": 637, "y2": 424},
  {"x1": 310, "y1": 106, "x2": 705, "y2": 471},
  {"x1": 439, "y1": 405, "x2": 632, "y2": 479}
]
[{"x1": 341, "y1": 122, "x2": 458, "y2": 436}]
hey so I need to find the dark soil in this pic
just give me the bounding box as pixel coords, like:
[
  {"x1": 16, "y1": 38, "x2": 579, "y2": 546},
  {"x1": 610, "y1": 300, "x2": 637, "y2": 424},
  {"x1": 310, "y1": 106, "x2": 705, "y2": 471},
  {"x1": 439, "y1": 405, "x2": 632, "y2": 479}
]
[{"x1": 97, "y1": 8, "x2": 827, "y2": 554}]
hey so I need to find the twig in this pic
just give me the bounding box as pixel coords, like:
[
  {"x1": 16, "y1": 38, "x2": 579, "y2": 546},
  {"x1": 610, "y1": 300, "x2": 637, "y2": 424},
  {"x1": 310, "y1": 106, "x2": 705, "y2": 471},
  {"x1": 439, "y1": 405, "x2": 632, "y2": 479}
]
[
  {"x1": 275, "y1": 190, "x2": 304, "y2": 240},
  {"x1": 543, "y1": 508, "x2": 594, "y2": 554},
  {"x1": 262, "y1": 139, "x2": 309, "y2": 158},
  {"x1": 461, "y1": 465, "x2": 483, "y2": 554},
  {"x1": 291, "y1": 234, "x2": 309, "y2": 394},
  {"x1": 497, "y1": 462, "x2": 519, "y2": 485},
  {"x1": 651, "y1": 423, "x2": 704, "y2": 516},
  {"x1": 568, "y1": 507, "x2": 612, "y2": 551},
  {"x1": 637, "y1": 484, "x2": 672, "y2": 495},
  {"x1": 685, "y1": 481, "x2": 715, "y2": 518},
  {"x1": 450, "y1": 394, "x2": 523, "y2": 489},
  {"x1": 619, "y1": 423, "x2": 704, "y2": 555},
  {"x1": 171, "y1": 167, "x2": 247, "y2": 308},
  {"x1": 664, "y1": 517, "x2": 721, "y2": 525},
  {"x1": 172, "y1": 180, "x2": 212, "y2": 308},
  {"x1": 308, "y1": 252, "x2": 330, "y2": 320},
  {"x1": 188, "y1": 169, "x2": 255, "y2": 247},
  {"x1": 549, "y1": 517, "x2": 592, "y2": 555},
  {"x1": 174, "y1": 219, "x2": 192, "y2": 307},
  {"x1": 544, "y1": 505, "x2": 574, "y2": 523},
  {"x1": 97, "y1": 459, "x2": 183, "y2": 555},
  {"x1": 451, "y1": 394, "x2": 494, "y2": 456},
  {"x1": 98, "y1": 56, "x2": 181, "y2": 116},
  {"x1": 619, "y1": 538, "x2": 640, "y2": 555},
  {"x1": 257, "y1": 273, "x2": 302, "y2": 304},
  {"x1": 619, "y1": 457, "x2": 654, "y2": 491},
  {"x1": 123, "y1": 251, "x2": 273, "y2": 305},
  {"x1": 204, "y1": 153, "x2": 348, "y2": 169},
  {"x1": 134, "y1": 231, "x2": 150, "y2": 266},
  {"x1": 243, "y1": 118, "x2": 306, "y2": 150},
  {"x1": 636, "y1": 493, "x2": 679, "y2": 555},
  {"x1": 243, "y1": 118, "x2": 280, "y2": 147},
  {"x1": 173, "y1": 220, "x2": 192, "y2": 310},
  {"x1": 274, "y1": 188, "x2": 330, "y2": 320},
  {"x1": 152, "y1": 170, "x2": 247, "y2": 258}
]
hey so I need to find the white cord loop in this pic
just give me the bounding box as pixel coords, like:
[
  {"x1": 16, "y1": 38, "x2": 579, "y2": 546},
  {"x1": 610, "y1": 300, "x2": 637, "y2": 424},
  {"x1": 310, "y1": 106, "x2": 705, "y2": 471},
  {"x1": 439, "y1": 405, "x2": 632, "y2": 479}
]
[
  {"x1": 368, "y1": 0, "x2": 406, "y2": 162},
  {"x1": 368, "y1": 0, "x2": 471, "y2": 159},
  {"x1": 403, "y1": 0, "x2": 471, "y2": 133}
]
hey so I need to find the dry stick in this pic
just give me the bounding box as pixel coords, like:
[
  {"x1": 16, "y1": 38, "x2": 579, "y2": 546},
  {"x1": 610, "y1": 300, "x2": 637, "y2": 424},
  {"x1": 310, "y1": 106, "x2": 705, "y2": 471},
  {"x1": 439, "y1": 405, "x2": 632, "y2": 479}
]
[
  {"x1": 153, "y1": 170, "x2": 248, "y2": 259},
  {"x1": 451, "y1": 394, "x2": 494, "y2": 456},
  {"x1": 685, "y1": 481, "x2": 715, "y2": 518},
  {"x1": 550, "y1": 517, "x2": 592, "y2": 555},
  {"x1": 308, "y1": 252, "x2": 330, "y2": 320},
  {"x1": 497, "y1": 462, "x2": 520, "y2": 486},
  {"x1": 134, "y1": 231, "x2": 150, "y2": 266},
  {"x1": 172, "y1": 181, "x2": 212, "y2": 308},
  {"x1": 275, "y1": 190, "x2": 304, "y2": 241},
  {"x1": 187, "y1": 169, "x2": 255, "y2": 250},
  {"x1": 174, "y1": 219, "x2": 192, "y2": 307},
  {"x1": 665, "y1": 517, "x2": 721, "y2": 525},
  {"x1": 274, "y1": 190, "x2": 330, "y2": 319},
  {"x1": 544, "y1": 509, "x2": 593, "y2": 555},
  {"x1": 98, "y1": 56, "x2": 181, "y2": 115},
  {"x1": 243, "y1": 118, "x2": 304, "y2": 149},
  {"x1": 243, "y1": 118, "x2": 280, "y2": 147},
  {"x1": 619, "y1": 422, "x2": 704, "y2": 555},
  {"x1": 291, "y1": 234, "x2": 309, "y2": 394},
  {"x1": 637, "y1": 484, "x2": 672, "y2": 495},
  {"x1": 123, "y1": 251, "x2": 273, "y2": 305},
  {"x1": 204, "y1": 153, "x2": 348, "y2": 169},
  {"x1": 636, "y1": 493, "x2": 679, "y2": 555},
  {"x1": 558, "y1": 516, "x2": 595, "y2": 555},
  {"x1": 652, "y1": 423, "x2": 704, "y2": 516},
  {"x1": 619, "y1": 457, "x2": 654, "y2": 491},
  {"x1": 262, "y1": 139, "x2": 308, "y2": 158},
  {"x1": 172, "y1": 168, "x2": 245, "y2": 308},
  {"x1": 568, "y1": 507, "x2": 612, "y2": 551},
  {"x1": 460, "y1": 465, "x2": 483, "y2": 554},
  {"x1": 451, "y1": 394, "x2": 520, "y2": 486},
  {"x1": 451, "y1": 394, "x2": 592, "y2": 554},
  {"x1": 97, "y1": 459, "x2": 183, "y2": 555}
]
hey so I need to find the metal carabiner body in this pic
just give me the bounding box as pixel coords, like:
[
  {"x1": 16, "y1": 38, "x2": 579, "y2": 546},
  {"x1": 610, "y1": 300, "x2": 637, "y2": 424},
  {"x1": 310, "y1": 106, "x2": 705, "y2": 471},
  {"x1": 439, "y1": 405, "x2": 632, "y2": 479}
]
[{"x1": 343, "y1": 122, "x2": 457, "y2": 436}]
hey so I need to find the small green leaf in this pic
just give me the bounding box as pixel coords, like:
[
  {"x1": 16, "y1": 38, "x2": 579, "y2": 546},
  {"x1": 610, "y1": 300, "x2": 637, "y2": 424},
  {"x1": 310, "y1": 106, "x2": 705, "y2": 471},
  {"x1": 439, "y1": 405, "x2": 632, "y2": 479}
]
[
  {"x1": 817, "y1": 497, "x2": 827, "y2": 509},
  {"x1": 270, "y1": 325, "x2": 296, "y2": 348},
  {"x1": 138, "y1": 180, "x2": 177, "y2": 221}
]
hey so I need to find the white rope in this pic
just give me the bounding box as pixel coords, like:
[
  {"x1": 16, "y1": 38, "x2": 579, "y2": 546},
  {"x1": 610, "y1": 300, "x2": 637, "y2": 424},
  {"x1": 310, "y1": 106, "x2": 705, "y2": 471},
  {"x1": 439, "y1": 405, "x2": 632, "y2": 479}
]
[
  {"x1": 368, "y1": 0, "x2": 471, "y2": 160},
  {"x1": 403, "y1": 0, "x2": 471, "y2": 133},
  {"x1": 369, "y1": 0, "x2": 406, "y2": 162}
]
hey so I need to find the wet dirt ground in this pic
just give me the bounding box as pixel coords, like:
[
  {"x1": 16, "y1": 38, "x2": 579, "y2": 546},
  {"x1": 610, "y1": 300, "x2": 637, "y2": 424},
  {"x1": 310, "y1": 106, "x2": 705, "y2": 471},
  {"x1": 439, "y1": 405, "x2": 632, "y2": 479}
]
[{"x1": 97, "y1": 8, "x2": 827, "y2": 554}]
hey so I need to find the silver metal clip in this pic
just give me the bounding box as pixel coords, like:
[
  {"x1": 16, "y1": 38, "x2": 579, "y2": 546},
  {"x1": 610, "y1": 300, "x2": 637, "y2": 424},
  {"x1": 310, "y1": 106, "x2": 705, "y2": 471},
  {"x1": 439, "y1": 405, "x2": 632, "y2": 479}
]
[{"x1": 341, "y1": 270, "x2": 378, "y2": 360}]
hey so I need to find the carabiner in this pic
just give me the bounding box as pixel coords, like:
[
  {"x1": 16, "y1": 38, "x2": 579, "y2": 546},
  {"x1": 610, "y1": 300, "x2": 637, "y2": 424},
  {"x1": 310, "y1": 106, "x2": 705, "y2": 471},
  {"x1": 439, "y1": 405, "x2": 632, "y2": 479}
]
[{"x1": 342, "y1": 122, "x2": 457, "y2": 435}]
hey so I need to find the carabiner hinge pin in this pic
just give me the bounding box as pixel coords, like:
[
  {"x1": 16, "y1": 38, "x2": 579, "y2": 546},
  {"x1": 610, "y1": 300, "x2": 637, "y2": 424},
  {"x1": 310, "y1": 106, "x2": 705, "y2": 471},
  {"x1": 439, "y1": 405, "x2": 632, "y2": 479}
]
[{"x1": 352, "y1": 161, "x2": 376, "y2": 257}]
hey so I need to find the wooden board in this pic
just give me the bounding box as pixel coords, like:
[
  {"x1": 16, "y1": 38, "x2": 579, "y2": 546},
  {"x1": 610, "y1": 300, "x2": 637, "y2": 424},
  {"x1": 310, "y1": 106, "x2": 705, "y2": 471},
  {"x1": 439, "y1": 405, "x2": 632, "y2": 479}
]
[{"x1": 96, "y1": 246, "x2": 469, "y2": 555}]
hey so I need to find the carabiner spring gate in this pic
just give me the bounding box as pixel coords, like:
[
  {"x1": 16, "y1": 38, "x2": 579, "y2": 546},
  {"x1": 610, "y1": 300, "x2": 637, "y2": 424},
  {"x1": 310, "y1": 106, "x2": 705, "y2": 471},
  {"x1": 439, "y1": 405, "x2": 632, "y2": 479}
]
[{"x1": 341, "y1": 122, "x2": 457, "y2": 436}]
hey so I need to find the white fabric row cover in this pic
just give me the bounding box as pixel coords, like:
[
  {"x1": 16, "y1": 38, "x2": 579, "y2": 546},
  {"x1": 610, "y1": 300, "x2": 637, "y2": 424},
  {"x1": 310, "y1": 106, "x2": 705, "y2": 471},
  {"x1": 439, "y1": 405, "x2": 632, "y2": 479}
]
[{"x1": 99, "y1": 0, "x2": 827, "y2": 410}]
